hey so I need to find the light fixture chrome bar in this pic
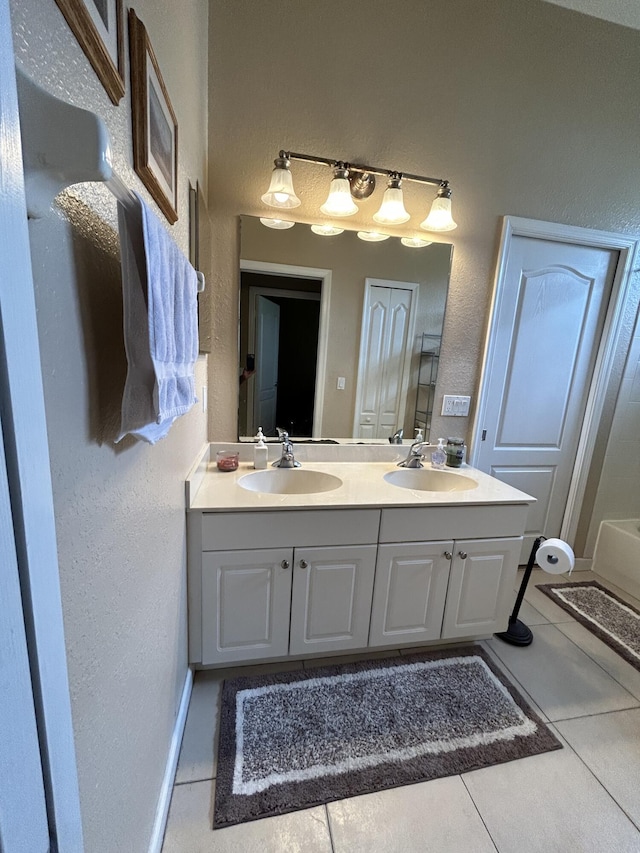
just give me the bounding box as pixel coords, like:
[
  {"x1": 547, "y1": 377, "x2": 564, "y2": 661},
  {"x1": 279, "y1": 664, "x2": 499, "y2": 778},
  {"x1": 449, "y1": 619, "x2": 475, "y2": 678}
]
[{"x1": 280, "y1": 149, "x2": 448, "y2": 189}]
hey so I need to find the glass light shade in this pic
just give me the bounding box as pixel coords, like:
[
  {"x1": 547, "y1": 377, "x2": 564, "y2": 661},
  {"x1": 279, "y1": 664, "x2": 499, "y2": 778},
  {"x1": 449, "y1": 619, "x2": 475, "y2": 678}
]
[
  {"x1": 310, "y1": 224, "x2": 344, "y2": 236},
  {"x1": 419, "y1": 196, "x2": 457, "y2": 231},
  {"x1": 260, "y1": 218, "x2": 295, "y2": 230},
  {"x1": 320, "y1": 178, "x2": 358, "y2": 217},
  {"x1": 401, "y1": 236, "x2": 432, "y2": 248},
  {"x1": 261, "y1": 165, "x2": 301, "y2": 209},
  {"x1": 357, "y1": 231, "x2": 390, "y2": 242},
  {"x1": 373, "y1": 186, "x2": 410, "y2": 225}
]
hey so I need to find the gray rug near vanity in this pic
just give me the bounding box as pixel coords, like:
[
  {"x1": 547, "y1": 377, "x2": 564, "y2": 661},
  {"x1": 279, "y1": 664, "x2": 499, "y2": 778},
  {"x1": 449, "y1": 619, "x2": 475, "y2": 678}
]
[{"x1": 213, "y1": 646, "x2": 561, "y2": 828}]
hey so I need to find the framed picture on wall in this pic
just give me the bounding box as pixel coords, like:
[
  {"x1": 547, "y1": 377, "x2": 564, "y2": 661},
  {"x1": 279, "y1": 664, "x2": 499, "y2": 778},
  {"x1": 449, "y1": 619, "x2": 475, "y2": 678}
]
[
  {"x1": 54, "y1": 0, "x2": 124, "y2": 104},
  {"x1": 129, "y1": 9, "x2": 178, "y2": 224}
]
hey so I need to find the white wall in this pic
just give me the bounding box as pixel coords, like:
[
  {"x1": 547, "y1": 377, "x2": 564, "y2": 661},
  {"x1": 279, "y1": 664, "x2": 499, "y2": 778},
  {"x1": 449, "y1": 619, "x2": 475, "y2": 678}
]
[{"x1": 10, "y1": 1, "x2": 208, "y2": 850}]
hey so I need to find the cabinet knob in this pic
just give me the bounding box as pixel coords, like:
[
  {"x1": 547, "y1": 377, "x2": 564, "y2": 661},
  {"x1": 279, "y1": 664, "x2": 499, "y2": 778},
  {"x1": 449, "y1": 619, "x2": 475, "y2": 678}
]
[
  {"x1": 280, "y1": 560, "x2": 290, "y2": 569},
  {"x1": 443, "y1": 551, "x2": 452, "y2": 560},
  {"x1": 299, "y1": 559, "x2": 308, "y2": 569},
  {"x1": 458, "y1": 551, "x2": 468, "y2": 560}
]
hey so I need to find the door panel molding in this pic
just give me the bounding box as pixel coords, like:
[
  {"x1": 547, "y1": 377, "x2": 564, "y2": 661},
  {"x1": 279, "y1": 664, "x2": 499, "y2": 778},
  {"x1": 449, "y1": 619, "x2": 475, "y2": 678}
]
[
  {"x1": 471, "y1": 216, "x2": 640, "y2": 546},
  {"x1": 353, "y1": 279, "x2": 419, "y2": 438}
]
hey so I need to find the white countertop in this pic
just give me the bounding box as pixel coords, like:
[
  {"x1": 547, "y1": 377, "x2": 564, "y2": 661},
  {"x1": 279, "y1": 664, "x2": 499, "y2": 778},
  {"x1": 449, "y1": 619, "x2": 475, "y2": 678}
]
[{"x1": 187, "y1": 444, "x2": 535, "y2": 512}]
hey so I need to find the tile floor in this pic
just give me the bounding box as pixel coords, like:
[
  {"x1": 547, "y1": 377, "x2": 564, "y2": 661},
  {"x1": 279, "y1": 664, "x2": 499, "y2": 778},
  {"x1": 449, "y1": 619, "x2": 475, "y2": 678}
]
[{"x1": 162, "y1": 570, "x2": 640, "y2": 852}]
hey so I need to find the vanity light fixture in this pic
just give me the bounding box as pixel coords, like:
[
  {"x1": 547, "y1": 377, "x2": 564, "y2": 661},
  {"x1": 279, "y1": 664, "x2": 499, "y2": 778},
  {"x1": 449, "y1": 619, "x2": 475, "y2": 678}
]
[
  {"x1": 319, "y1": 164, "x2": 359, "y2": 217},
  {"x1": 259, "y1": 217, "x2": 296, "y2": 229},
  {"x1": 310, "y1": 224, "x2": 344, "y2": 236},
  {"x1": 419, "y1": 182, "x2": 457, "y2": 232},
  {"x1": 357, "y1": 231, "x2": 390, "y2": 242},
  {"x1": 401, "y1": 236, "x2": 433, "y2": 248},
  {"x1": 260, "y1": 155, "x2": 301, "y2": 209},
  {"x1": 261, "y1": 149, "x2": 457, "y2": 232},
  {"x1": 373, "y1": 173, "x2": 410, "y2": 225}
]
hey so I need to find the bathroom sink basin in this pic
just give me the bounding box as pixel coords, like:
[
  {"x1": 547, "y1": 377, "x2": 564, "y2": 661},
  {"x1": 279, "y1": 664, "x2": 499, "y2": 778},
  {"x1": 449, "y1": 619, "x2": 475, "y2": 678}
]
[
  {"x1": 384, "y1": 468, "x2": 478, "y2": 492},
  {"x1": 238, "y1": 468, "x2": 343, "y2": 495}
]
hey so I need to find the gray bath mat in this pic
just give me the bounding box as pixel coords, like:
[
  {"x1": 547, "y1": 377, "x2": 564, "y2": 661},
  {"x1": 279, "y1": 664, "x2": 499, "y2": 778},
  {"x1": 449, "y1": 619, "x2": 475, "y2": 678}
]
[
  {"x1": 537, "y1": 580, "x2": 640, "y2": 670},
  {"x1": 213, "y1": 646, "x2": 561, "y2": 828}
]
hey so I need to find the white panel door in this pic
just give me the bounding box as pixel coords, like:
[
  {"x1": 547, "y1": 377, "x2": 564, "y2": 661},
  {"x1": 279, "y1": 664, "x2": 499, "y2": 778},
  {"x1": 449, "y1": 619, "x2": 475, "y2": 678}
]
[
  {"x1": 0, "y1": 413, "x2": 49, "y2": 852},
  {"x1": 289, "y1": 545, "x2": 376, "y2": 655},
  {"x1": 369, "y1": 541, "x2": 453, "y2": 646},
  {"x1": 355, "y1": 280, "x2": 418, "y2": 439},
  {"x1": 201, "y1": 548, "x2": 292, "y2": 664},
  {"x1": 475, "y1": 236, "x2": 618, "y2": 560},
  {"x1": 441, "y1": 537, "x2": 522, "y2": 638},
  {"x1": 254, "y1": 295, "x2": 280, "y2": 435}
]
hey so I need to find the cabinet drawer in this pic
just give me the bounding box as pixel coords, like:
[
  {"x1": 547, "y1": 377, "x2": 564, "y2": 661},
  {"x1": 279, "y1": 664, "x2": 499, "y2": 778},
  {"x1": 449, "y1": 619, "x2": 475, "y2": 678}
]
[
  {"x1": 200, "y1": 509, "x2": 380, "y2": 551},
  {"x1": 379, "y1": 504, "x2": 528, "y2": 543}
]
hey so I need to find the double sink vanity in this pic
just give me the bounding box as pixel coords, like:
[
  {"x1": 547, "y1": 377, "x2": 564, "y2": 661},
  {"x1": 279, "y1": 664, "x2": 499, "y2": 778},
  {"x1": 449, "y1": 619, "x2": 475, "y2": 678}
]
[{"x1": 186, "y1": 442, "x2": 534, "y2": 668}]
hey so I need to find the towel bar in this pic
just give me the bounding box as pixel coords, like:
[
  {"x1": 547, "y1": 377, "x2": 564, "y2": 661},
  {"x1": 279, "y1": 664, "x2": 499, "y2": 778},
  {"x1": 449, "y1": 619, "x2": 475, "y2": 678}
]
[{"x1": 15, "y1": 64, "x2": 205, "y2": 292}]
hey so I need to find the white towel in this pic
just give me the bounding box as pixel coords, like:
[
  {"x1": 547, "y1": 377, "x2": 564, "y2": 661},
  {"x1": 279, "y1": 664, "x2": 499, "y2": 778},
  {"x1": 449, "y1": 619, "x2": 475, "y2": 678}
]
[{"x1": 116, "y1": 191, "x2": 198, "y2": 444}]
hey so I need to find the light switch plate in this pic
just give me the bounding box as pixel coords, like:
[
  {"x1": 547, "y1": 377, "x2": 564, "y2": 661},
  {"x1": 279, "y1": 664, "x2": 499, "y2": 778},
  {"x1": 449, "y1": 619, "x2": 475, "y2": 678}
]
[
  {"x1": 337, "y1": 377, "x2": 346, "y2": 390},
  {"x1": 442, "y1": 394, "x2": 470, "y2": 416}
]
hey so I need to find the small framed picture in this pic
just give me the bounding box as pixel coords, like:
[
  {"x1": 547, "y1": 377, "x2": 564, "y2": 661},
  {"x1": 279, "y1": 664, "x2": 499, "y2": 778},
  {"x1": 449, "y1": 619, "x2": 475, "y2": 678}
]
[
  {"x1": 129, "y1": 9, "x2": 178, "y2": 224},
  {"x1": 54, "y1": 0, "x2": 124, "y2": 104}
]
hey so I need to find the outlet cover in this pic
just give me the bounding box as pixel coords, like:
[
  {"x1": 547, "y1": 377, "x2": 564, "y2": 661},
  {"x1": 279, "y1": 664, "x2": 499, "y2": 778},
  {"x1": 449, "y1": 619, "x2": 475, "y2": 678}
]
[{"x1": 442, "y1": 395, "x2": 470, "y2": 416}]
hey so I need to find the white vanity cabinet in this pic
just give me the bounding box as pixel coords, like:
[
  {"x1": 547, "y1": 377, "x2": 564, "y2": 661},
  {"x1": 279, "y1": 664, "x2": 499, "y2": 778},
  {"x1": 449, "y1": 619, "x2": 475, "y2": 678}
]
[
  {"x1": 369, "y1": 541, "x2": 453, "y2": 646},
  {"x1": 441, "y1": 537, "x2": 523, "y2": 638},
  {"x1": 288, "y1": 545, "x2": 377, "y2": 656},
  {"x1": 201, "y1": 548, "x2": 292, "y2": 664},
  {"x1": 192, "y1": 509, "x2": 380, "y2": 665},
  {"x1": 376, "y1": 505, "x2": 525, "y2": 644},
  {"x1": 187, "y1": 459, "x2": 532, "y2": 668}
]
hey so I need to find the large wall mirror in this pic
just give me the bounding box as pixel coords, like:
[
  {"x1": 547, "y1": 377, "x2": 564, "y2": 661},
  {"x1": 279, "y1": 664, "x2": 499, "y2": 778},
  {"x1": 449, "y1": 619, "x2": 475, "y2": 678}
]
[{"x1": 238, "y1": 215, "x2": 453, "y2": 441}]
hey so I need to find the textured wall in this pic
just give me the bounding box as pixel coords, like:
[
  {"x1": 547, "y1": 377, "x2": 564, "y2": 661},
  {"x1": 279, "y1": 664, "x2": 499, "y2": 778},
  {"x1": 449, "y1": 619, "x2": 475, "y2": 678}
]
[
  {"x1": 10, "y1": 1, "x2": 208, "y2": 851},
  {"x1": 207, "y1": 0, "x2": 640, "y2": 542}
]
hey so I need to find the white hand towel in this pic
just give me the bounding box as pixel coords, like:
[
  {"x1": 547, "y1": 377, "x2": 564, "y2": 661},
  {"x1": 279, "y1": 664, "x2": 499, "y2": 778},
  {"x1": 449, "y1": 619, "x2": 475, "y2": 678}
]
[{"x1": 116, "y1": 191, "x2": 198, "y2": 444}]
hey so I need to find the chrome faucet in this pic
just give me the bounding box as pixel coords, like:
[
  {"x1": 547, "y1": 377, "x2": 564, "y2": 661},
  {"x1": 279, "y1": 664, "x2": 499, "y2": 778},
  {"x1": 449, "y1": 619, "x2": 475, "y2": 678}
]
[
  {"x1": 389, "y1": 428, "x2": 404, "y2": 444},
  {"x1": 398, "y1": 440, "x2": 428, "y2": 468},
  {"x1": 272, "y1": 428, "x2": 301, "y2": 468}
]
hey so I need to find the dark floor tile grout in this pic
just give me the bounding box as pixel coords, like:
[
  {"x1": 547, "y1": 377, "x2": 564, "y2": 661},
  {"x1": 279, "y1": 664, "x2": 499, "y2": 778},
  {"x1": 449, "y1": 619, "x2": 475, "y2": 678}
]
[
  {"x1": 552, "y1": 705, "x2": 640, "y2": 725},
  {"x1": 547, "y1": 721, "x2": 640, "y2": 835},
  {"x1": 550, "y1": 620, "x2": 640, "y2": 704},
  {"x1": 324, "y1": 803, "x2": 336, "y2": 853},
  {"x1": 459, "y1": 775, "x2": 500, "y2": 852},
  {"x1": 480, "y1": 642, "x2": 551, "y2": 723},
  {"x1": 174, "y1": 775, "x2": 215, "y2": 787}
]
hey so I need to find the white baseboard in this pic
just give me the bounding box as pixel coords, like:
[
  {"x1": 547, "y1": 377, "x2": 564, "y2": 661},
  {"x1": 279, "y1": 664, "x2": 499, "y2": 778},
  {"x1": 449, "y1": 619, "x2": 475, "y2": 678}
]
[{"x1": 148, "y1": 667, "x2": 194, "y2": 853}]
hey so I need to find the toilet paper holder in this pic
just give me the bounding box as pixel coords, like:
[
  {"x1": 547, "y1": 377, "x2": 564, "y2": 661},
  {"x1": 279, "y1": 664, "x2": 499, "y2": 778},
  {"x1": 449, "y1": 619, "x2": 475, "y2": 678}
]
[{"x1": 495, "y1": 536, "x2": 562, "y2": 646}]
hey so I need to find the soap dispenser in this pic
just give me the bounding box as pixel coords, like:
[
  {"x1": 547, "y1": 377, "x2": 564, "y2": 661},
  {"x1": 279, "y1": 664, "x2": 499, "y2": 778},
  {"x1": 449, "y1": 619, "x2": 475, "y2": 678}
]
[
  {"x1": 254, "y1": 427, "x2": 268, "y2": 469},
  {"x1": 414, "y1": 428, "x2": 424, "y2": 443},
  {"x1": 431, "y1": 438, "x2": 446, "y2": 470}
]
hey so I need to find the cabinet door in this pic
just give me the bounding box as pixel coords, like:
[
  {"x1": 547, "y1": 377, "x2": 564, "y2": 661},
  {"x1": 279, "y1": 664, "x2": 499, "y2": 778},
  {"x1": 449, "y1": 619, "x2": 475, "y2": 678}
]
[
  {"x1": 441, "y1": 537, "x2": 522, "y2": 638},
  {"x1": 201, "y1": 548, "x2": 292, "y2": 664},
  {"x1": 369, "y1": 541, "x2": 453, "y2": 647},
  {"x1": 289, "y1": 545, "x2": 376, "y2": 656}
]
